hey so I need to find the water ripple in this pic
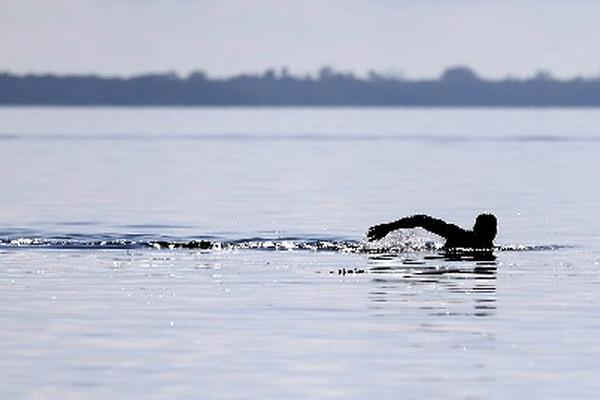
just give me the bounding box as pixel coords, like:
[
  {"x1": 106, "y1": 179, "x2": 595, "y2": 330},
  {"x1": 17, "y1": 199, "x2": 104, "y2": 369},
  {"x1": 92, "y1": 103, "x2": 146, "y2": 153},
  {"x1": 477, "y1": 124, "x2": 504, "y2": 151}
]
[{"x1": 0, "y1": 233, "x2": 571, "y2": 254}]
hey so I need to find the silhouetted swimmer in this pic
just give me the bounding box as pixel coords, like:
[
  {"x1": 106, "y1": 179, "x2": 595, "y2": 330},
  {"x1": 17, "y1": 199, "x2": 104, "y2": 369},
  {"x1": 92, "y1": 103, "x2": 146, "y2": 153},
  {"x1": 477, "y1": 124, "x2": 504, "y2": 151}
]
[{"x1": 367, "y1": 214, "x2": 497, "y2": 250}]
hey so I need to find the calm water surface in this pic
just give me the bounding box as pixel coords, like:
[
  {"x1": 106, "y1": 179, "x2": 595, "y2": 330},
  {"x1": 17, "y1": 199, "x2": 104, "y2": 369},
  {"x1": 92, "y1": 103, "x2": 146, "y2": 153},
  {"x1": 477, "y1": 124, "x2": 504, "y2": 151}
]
[{"x1": 1, "y1": 107, "x2": 600, "y2": 399}]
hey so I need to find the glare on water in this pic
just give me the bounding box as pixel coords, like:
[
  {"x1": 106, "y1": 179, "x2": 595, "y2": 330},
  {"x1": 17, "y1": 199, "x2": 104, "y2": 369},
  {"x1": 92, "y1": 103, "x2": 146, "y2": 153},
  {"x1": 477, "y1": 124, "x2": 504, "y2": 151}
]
[{"x1": 1, "y1": 107, "x2": 600, "y2": 399}]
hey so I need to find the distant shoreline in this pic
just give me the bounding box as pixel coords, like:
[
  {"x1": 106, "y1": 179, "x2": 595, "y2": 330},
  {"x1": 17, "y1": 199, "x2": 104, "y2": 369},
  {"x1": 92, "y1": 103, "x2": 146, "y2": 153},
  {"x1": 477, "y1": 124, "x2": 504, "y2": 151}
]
[{"x1": 3, "y1": 66, "x2": 600, "y2": 107}]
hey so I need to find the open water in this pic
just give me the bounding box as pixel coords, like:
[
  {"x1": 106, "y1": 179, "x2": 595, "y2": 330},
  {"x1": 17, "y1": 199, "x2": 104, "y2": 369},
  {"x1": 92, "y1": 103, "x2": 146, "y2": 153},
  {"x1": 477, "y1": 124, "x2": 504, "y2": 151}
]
[{"x1": 1, "y1": 107, "x2": 600, "y2": 399}]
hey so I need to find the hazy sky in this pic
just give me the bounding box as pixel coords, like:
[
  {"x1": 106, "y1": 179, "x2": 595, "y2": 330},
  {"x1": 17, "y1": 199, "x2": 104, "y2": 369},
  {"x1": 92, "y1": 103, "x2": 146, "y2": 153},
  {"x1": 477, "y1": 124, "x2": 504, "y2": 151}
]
[{"x1": 2, "y1": 0, "x2": 600, "y2": 79}]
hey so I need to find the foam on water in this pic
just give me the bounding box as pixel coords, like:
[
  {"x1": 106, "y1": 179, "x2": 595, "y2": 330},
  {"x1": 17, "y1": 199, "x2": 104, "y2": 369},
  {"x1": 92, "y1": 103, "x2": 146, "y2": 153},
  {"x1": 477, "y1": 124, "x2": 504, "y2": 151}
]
[{"x1": 0, "y1": 232, "x2": 569, "y2": 254}]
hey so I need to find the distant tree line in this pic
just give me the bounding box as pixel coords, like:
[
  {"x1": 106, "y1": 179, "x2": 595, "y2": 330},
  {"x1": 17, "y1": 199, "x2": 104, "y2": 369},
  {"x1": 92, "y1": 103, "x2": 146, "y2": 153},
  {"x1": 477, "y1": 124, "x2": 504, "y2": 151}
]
[{"x1": 1, "y1": 66, "x2": 600, "y2": 106}]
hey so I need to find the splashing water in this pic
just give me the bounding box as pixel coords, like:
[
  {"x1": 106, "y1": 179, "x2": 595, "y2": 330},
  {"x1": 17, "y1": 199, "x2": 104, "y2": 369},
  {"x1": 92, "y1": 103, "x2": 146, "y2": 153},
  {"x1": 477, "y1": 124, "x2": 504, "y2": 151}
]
[{"x1": 0, "y1": 229, "x2": 568, "y2": 254}]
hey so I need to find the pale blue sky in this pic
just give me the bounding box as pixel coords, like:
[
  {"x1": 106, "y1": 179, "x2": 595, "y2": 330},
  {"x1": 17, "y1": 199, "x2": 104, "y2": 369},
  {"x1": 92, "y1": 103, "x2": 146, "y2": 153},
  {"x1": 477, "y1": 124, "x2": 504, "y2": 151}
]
[{"x1": 1, "y1": 0, "x2": 600, "y2": 78}]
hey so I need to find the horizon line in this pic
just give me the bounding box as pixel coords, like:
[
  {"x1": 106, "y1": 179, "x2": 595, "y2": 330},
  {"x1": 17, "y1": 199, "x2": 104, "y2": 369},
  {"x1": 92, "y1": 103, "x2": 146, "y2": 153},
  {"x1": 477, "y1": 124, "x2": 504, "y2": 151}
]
[{"x1": 3, "y1": 65, "x2": 600, "y2": 82}]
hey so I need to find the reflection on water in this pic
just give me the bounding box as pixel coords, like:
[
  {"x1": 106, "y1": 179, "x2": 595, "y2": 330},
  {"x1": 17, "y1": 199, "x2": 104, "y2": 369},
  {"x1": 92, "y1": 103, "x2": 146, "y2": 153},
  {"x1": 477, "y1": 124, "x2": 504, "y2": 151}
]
[
  {"x1": 2, "y1": 107, "x2": 600, "y2": 398},
  {"x1": 2, "y1": 244, "x2": 600, "y2": 399},
  {"x1": 366, "y1": 252, "x2": 497, "y2": 318}
]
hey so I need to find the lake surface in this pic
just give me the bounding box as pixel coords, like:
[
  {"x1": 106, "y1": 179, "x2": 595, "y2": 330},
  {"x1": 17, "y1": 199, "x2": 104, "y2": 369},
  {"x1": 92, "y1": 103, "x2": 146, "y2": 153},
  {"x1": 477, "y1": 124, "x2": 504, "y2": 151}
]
[{"x1": 1, "y1": 107, "x2": 600, "y2": 399}]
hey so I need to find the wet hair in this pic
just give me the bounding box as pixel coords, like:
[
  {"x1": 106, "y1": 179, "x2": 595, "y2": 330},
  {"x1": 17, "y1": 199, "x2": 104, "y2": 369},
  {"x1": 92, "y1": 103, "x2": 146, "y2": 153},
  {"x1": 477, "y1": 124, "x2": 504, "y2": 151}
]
[{"x1": 472, "y1": 213, "x2": 497, "y2": 240}]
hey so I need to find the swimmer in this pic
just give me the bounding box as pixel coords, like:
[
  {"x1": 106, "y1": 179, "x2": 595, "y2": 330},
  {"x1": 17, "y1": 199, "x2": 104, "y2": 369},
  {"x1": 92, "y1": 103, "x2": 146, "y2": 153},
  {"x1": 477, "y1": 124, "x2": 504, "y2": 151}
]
[{"x1": 367, "y1": 214, "x2": 497, "y2": 249}]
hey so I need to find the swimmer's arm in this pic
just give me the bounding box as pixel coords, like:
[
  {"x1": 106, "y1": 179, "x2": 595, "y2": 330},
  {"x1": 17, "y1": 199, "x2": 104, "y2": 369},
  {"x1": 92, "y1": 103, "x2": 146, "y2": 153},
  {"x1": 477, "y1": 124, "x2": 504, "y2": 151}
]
[{"x1": 367, "y1": 215, "x2": 463, "y2": 241}]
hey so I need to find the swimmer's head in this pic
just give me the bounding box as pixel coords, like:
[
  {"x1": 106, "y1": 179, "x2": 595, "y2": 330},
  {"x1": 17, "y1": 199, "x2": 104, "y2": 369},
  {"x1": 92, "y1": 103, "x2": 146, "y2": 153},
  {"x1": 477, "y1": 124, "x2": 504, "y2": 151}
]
[{"x1": 473, "y1": 213, "x2": 497, "y2": 241}]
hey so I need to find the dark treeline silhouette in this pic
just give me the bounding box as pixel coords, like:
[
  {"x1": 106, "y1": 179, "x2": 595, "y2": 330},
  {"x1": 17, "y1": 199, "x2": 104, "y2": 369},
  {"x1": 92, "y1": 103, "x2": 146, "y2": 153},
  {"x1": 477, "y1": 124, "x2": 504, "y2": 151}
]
[{"x1": 2, "y1": 66, "x2": 600, "y2": 106}]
